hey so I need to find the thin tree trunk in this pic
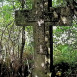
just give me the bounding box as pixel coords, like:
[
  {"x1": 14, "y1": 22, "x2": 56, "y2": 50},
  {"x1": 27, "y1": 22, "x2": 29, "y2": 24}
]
[
  {"x1": 20, "y1": 26, "x2": 25, "y2": 63},
  {"x1": 20, "y1": 26, "x2": 25, "y2": 76},
  {"x1": 13, "y1": 44, "x2": 14, "y2": 55},
  {"x1": 18, "y1": 40, "x2": 20, "y2": 58}
]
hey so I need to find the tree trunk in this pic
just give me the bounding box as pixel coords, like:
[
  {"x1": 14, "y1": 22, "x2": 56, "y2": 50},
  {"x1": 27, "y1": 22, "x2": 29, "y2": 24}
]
[
  {"x1": 20, "y1": 26, "x2": 25, "y2": 62},
  {"x1": 20, "y1": 26, "x2": 25, "y2": 76},
  {"x1": 18, "y1": 40, "x2": 20, "y2": 58}
]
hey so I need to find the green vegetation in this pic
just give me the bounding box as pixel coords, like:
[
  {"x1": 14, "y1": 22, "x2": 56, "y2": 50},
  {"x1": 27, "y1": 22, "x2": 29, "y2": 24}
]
[
  {"x1": 0, "y1": 0, "x2": 34, "y2": 57},
  {"x1": 53, "y1": 24, "x2": 77, "y2": 76},
  {"x1": 53, "y1": 23, "x2": 77, "y2": 65}
]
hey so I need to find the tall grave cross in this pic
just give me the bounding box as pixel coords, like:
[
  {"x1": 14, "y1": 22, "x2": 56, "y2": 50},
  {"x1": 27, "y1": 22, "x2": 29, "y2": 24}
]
[{"x1": 15, "y1": 0, "x2": 75, "y2": 77}]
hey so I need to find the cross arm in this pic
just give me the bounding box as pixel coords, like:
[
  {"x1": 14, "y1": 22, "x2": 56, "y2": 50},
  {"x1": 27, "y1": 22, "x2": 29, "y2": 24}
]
[
  {"x1": 15, "y1": 10, "x2": 36, "y2": 26},
  {"x1": 49, "y1": 6, "x2": 73, "y2": 26},
  {"x1": 15, "y1": 0, "x2": 74, "y2": 26}
]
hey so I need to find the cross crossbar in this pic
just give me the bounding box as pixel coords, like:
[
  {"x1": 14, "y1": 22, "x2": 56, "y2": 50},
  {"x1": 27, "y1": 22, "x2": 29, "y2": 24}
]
[{"x1": 15, "y1": 0, "x2": 73, "y2": 26}]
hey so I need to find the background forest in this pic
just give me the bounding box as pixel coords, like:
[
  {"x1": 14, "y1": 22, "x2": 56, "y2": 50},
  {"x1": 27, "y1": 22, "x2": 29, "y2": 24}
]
[
  {"x1": 0, "y1": 0, "x2": 34, "y2": 77},
  {"x1": 0, "y1": 0, "x2": 34, "y2": 59},
  {"x1": 53, "y1": 0, "x2": 77, "y2": 77},
  {"x1": 0, "y1": 0, "x2": 77, "y2": 77}
]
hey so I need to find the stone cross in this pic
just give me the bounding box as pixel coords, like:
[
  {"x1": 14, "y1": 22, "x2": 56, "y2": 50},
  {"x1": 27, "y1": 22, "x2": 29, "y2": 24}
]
[{"x1": 15, "y1": 0, "x2": 75, "y2": 77}]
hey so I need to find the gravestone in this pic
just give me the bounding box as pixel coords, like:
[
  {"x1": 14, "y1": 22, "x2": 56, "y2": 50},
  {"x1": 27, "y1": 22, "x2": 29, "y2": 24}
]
[{"x1": 15, "y1": 0, "x2": 76, "y2": 77}]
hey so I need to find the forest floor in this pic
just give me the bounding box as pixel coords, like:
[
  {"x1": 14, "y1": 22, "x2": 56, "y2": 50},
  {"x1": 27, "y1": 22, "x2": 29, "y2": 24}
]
[
  {"x1": 54, "y1": 62, "x2": 77, "y2": 77},
  {"x1": 1, "y1": 60, "x2": 77, "y2": 77},
  {"x1": 0, "y1": 61, "x2": 31, "y2": 77}
]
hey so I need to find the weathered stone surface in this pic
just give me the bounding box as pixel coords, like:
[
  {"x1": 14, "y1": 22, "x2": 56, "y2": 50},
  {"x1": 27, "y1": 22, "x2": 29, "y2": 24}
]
[{"x1": 15, "y1": 0, "x2": 75, "y2": 77}]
